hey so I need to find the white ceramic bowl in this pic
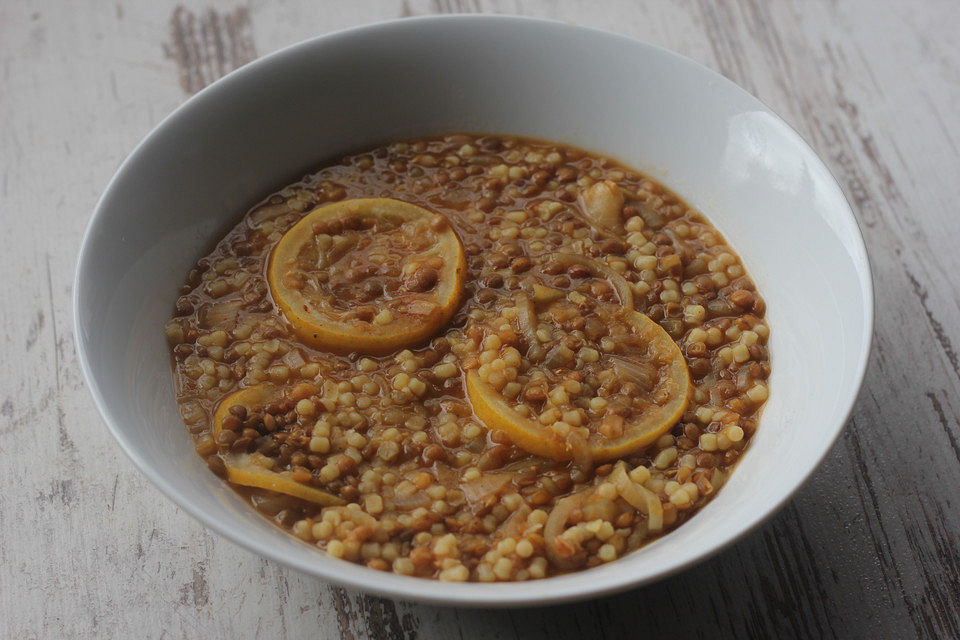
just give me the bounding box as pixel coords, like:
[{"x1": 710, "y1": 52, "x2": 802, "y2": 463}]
[{"x1": 74, "y1": 15, "x2": 873, "y2": 606}]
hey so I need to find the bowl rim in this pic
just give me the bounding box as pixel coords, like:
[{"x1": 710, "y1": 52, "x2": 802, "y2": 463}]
[{"x1": 74, "y1": 13, "x2": 875, "y2": 607}]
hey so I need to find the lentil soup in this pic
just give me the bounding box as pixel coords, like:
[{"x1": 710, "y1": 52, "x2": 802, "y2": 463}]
[{"x1": 166, "y1": 134, "x2": 770, "y2": 582}]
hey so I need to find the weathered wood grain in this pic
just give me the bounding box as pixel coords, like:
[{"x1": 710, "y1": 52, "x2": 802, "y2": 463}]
[{"x1": 2, "y1": 0, "x2": 959, "y2": 638}]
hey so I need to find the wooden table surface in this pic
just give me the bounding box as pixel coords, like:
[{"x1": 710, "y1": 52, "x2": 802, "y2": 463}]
[{"x1": 3, "y1": 1, "x2": 959, "y2": 638}]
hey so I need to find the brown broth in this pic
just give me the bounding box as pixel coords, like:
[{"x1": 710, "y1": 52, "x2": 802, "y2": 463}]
[{"x1": 165, "y1": 133, "x2": 770, "y2": 581}]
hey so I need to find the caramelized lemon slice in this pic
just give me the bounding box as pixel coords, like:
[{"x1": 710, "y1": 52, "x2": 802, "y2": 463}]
[
  {"x1": 268, "y1": 198, "x2": 466, "y2": 355},
  {"x1": 466, "y1": 307, "x2": 690, "y2": 462},
  {"x1": 213, "y1": 385, "x2": 344, "y2": 506}
]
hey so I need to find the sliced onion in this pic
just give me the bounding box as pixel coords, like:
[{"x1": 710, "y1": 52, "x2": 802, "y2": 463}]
[
  {"x1": 392, "y1": 492, "x2": 431, "y2": 511},
  {"x1": 433, "y1": 462, "x2": 459, "y2": 488},
  {"x1": 461, "y1": 472, "x2": 513, "y2": 505},
  {"x1": 565, "y1": 430, "x2": 594, "y2": 471},
  {"x1": 611, "y1": 463, "x2": 663, "y2": 532},
  {"x1": 531, "y1": 283, "x2": 565, "y2": 305},
  {"x1": 546, "y1": 197, "x2": 618, "y2": 239},
  {"x1": 498, "y1": 504, "x2": 533, "y2": 538},
  {"x1": 250, "y1": 202, "x2": 293, "y2": 225},
  {"x1": 514, "y1": 293, "x2": 540, "y2": 352},
  {"x1": 636, "y1": 201, "x2": 664, "y2": 229},
  {"x1": 608, "y1": 355, "x2": 657, "y2": 392},
  {"x1": 250, "y1": 492, "x2": 301, "y2": 516},
  {"x1": 578, "y1": 180, "x2": 624, "y2": 231},
  {"x1": 544, "y1": 491, "x2": 589, "y2": 570},
  {"x1": 610, "y1": 463, "x2": 645, "y2": 511},
  {"x1": 199, "y1": 299, "x2": 244, "y2": 329},
  {"x1": 549, "y1": 252, "x2": 634, "y2": 309},
  {"x1": 644, "y1": 485, "x2": 664, "y2": 532},
  {"x1": 564, "y1": 207, "x2": 619, "y2": 239}
]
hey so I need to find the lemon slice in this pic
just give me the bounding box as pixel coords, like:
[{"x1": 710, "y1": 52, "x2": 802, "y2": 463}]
[
  {"x1": 268, "y1": 198, "x2": 466, "y2": 355},
  {"x1": 213, "y1": 385, "x2": 344, "y2": 506},
  {"x1": 466, "y1": 307, "x2": 690, "y2": 462}
]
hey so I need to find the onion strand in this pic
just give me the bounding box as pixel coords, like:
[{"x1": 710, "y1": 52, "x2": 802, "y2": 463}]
[
  {"x1": 565, "y1": 430, "x2": 594, "y2": 471},
  {"x1": 543, "y1": 491, "x2": 590, "y2": 569},
  {"x1": 549, "y1": 252, "x2": 634, "y2": 309},
  {"x1": 611, "y1": 462, "x2": 664, "y2": 532},
  {"x1": 514, "y1": 292, "x2": 541, "y2": 353}
]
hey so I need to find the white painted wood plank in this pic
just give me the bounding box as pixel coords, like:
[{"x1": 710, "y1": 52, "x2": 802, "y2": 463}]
[{"x1": 2, "y1": 1, "x2": 959, "y2": 638}]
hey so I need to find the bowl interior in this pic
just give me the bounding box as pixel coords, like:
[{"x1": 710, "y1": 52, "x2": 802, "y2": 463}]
[{"x1": 75, "y1": 16, "x2": 872, "y2": 606}]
